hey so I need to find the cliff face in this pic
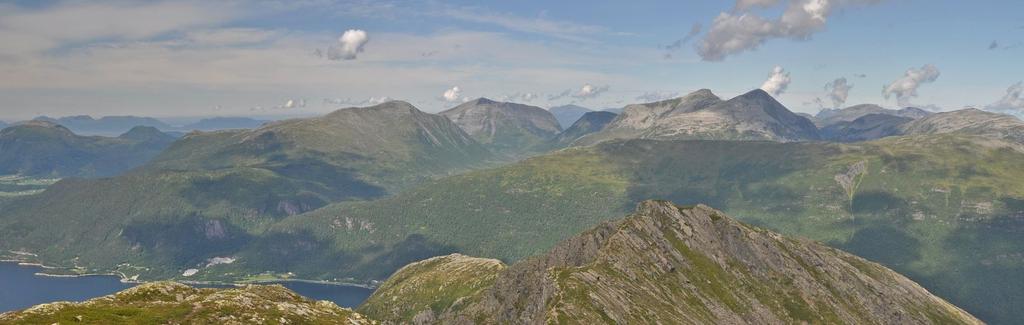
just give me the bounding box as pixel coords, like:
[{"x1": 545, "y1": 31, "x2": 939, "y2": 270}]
[
  {"x1": 0, "y1": 282, "x2": 376, "y2": 324},
  {"x1": 361, "y1": 201, "x2": 981, "y2": 325}
]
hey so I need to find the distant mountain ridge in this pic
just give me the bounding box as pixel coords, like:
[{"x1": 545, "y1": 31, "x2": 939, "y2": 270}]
[
  {"x1": 814, "y1": 104, "x2": 930, "y2": 128},
  {"x1": 440, "y1": 98, "x2": 562, "y2": 156},
  {"x1": 360, "y1": 201, "x2": 981, "y2": 324},
  {"x1": 0, "y1": 122, "x2": 176, "y2": 177},
  {"x1": 33, "y1": 115, "x2": 172, "y2": 136},
  {"x1": 576, "y1": 89, "x2": 819, "y2": 145},
  {"x1": 820, "y1": 113, "x2": 914, "y2": 142},
  {"x1": 899, "y1": 108, "x2": 1024, "y2": 144},
  {"x1": 550, "y1": 110, "x2": 617, "y2": 147},
  {"x1": 180, "y1": 117, "x2": 270, "y2": 131},
  {"x1": 549, "y1": 104, "x2": 593, "y2": 129}
]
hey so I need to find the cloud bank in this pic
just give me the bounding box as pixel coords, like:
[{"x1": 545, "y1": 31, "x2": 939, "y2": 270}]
[{"x1": 698, "y1": 0, "x2": 885, "y2": 61}]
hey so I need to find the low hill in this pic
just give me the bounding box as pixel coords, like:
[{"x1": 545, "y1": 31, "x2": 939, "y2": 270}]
[
  {"x1": 577, "y1": 89, "x2": 819, "y2": 145},
  {"x1": 0, "y1": 122, "x2": 176, "y2": 177},
  {"x1": 0, "y1": 282, "x2": 374, "y2": 324},
  {"x1": 440, "y1": 98, "x2": 562, "y2": 156},
  {"x1": 360, "y1": 201, "x2": 980, "y2": 324}
]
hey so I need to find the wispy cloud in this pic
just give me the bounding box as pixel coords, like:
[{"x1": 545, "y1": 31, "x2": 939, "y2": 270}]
[
  {"x1": 436, "y1": 6, "x2": 606, "y2": 42},
  {"x1": 986, "y1": 82, "x2": 1024, "y2": 114},
  {"x1": 883, "y1": 64, "x2": 940, "y2": 107},
  {"x1": 0, "y1": 1, "x2": 239, "y2": 56}
]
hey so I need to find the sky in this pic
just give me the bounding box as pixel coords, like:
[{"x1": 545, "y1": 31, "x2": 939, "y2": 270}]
[{"x1": 0, "y1": 0, "x2": 1022, "y2": 121}]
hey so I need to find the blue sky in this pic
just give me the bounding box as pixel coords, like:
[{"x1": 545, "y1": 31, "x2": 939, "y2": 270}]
[{"x1": 0, "y1": 0, "x2": 1021, "y2": 120}]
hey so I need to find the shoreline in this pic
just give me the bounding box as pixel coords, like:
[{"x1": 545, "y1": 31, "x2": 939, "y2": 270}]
[{"x1": 1, "y1": 260, "x2": 377, "y2": 290}]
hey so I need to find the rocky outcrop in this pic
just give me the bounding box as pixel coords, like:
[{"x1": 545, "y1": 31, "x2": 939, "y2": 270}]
[
  {"x1": 577, "y1": 89, "x2": 819, "y2": 145},
  {"x1": 362, "y1": 200, "x2": 981, "y2": 324},
  {"x1": 0, "y1": 282, "x2": 376, "y2": 324}
]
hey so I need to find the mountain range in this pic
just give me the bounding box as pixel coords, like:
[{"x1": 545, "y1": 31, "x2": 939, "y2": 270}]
[{"x1": 5, "y1": 90, "x2": 1024, "y2": 322}]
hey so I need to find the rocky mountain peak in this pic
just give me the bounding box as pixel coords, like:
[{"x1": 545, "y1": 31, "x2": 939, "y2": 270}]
[{"x1": 361, "y1": 200, "x2": 982, "y2": 324}]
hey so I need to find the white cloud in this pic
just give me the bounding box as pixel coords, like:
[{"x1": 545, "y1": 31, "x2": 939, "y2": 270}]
[
  {"x1": 760, "y1": 66, "x2": 791, "y2": 96},
  {"x1": 574, "y1": 84, "x2": 609, "y2": 99},
  {"x1": 986, "y1": 82, "x2": 1024, "y2": 114},
  {"x1": 442, "y1": 86, "x2": 464, "y2": 102},
  {"x1": 636, "y1": 91, "x2": 680, "y2": 102},
  {"x1": 883, "y1": 64, "x2": 940, "y2": 107},
  {"x1": 825, "y1": 77, "x2": 852, "y2": 108},
  {"x1": 325, "y1": 29, "x2": 368, "y2": 60},
  {"x1": 698, "y1": 0, "x2": 884, "y2": 61},
  {"x1": 278, "y1": 98, "x2": 306, "y2": 109}
]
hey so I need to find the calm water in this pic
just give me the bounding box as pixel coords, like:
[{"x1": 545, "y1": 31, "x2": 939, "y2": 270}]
[{"x1": 0, "y1": 262, "x2": 373, "y2": 312}]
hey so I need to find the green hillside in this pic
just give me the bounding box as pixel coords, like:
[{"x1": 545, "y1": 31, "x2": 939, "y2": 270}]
[
  {"x1": 0, "y1": 101, "x2": 496, "y2": 284},
  {"x1": 283, "y1": 134, "x2": 1024, "y2": 323}
]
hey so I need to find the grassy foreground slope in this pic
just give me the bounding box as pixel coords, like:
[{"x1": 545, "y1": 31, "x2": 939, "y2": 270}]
[
  {"x1": 286, "y1": 134, "x2": 1024, "y2": 323},
  {"x1": 0, "y1": 282, "x2": 375, "y2": 324}
]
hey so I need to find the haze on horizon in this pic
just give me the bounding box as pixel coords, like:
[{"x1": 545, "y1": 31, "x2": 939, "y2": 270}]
[{"x1": 0, "y1": 0, "x2": 1022, "y2": 121}]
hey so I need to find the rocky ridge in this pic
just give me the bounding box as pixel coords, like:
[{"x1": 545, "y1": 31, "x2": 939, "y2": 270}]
[{"x1": 360, "y1": 200, "x2": 982, "y2": 324}]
